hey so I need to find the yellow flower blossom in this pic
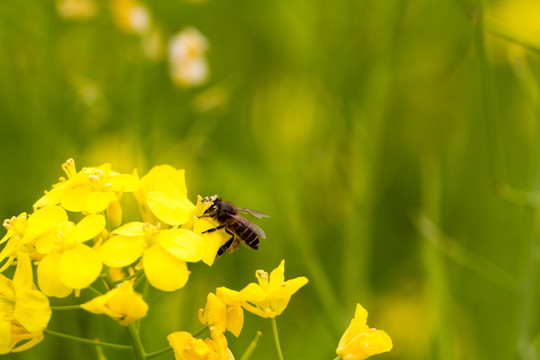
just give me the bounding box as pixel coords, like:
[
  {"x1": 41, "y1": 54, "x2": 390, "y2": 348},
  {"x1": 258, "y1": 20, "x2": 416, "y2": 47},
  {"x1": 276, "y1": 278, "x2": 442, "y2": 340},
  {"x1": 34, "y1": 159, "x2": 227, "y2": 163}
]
[
  {"x1": 198, "y1": 292, "x2": 243, "y2": 337},
  {"x1": 167, "y1": 329, "x2": 234, "y2": 360},
  {"x1": 81, "y1": 281, "x2": 148, "y2": 326},
  {"x1": 168, "y1": 27, "x2": 209, "y2": 88},
  {"x1": 0, "y1": 252, "x2": 51, "y2": 354},
  {"x1": 34, "y1": 158, "x2": 139, "y2": 214},
  {"x1": 134, "y1": 165, "x2": 228, "y2": 265},
  {"x1": 0, "y1": 206, "x2": 69, "y2": 271},
  {"x1": 336, "y1": 303, "x2": 392, "y2": 360},
  {"x1": 217, "y1": 260, "x2": 308, "y2": 319},
  {"x1": 99, "y1": 222, "x2": 213, "y2": 291},
  {"x1": 36, "y1": 214, "x2": 106, "y2": 298},
  {"x1": 134, "y1": 164, "x2": 192, "y2": 224}
]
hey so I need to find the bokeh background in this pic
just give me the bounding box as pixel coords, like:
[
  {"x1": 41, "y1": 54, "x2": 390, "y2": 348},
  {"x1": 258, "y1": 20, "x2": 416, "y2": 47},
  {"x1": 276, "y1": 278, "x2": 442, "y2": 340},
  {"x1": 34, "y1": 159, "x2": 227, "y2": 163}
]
[{"x1": 1, "y1": 0, "x2": 540, "y2": 359}]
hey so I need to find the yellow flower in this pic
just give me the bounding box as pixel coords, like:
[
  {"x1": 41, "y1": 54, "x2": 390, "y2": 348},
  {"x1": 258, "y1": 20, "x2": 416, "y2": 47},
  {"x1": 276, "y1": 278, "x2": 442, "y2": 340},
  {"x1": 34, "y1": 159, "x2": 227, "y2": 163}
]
[
  {"x1": 34, "y1": 158, "x2": 139, "y2": 214},
  {"x1": 81, "y1": 281, "x2": 148, "y2": 326},
  {"x1": 36, "y1": 214, "x2": 106, "y2": 298},
  {"x1": 99, "y1": 222, "x2": 212, "y2": 291},
  {"x1": 0, "y1": 252, "x2": 51, "y2": 354},
  {"x1": 336, "y1": 304, "x2": 392, "y2": 360},
  {"x1": 198, "y1": 292, "x2": 243, "y2": 337},
  {"x1": 0, "y1": 206, "x2": 68, "y2": 271},
  {"x1": 167, "y1": 329, "x2": 234, "y2": 360},
  {"x1": 168, "y1": 27, "x2": 209, "y2": 88},
  {"x1": 134, "y1": 165, "x2": 194, "y2": 224},
  {"x1": 217, "y1": 260, "x2": 308, "y2": 319}
]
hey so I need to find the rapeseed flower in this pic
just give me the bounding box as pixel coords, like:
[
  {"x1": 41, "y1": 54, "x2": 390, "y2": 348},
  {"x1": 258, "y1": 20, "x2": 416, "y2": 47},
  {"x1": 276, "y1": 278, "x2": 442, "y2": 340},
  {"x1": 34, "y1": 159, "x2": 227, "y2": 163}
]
[
  {"x1": 0, "y1": 253, "x2": 51, "y2": 354},
  {"x1": 99, "y1": 222, "x2": 212, "y2": 291},
  {"x1": 167, "y1": 329, "x2": 234, "y2": 360},
  {"x1": 34, "y1": 158, "x2": 139, "y2": 214},
  {"x1": 198, "y1": 292, "x2": 243, "y2": 337},
  {"x1": 0, "y1": 206, "x2": 68, "y2": 271},
  {"x1": 336, "y1": 303, "x2": 392, "y2": 360},
  {"x1": 168, "y1": 27, "x2": 209, "y2": 87},
  {"x1": 36, "y1": 214, "x2": 106, "y2": 297},
  {"x1": 81, "y1": 281, "x2": 148, "y2": 326},
  {"x1": 217, "y1": 260, "x2": 308, "y2": 319}
]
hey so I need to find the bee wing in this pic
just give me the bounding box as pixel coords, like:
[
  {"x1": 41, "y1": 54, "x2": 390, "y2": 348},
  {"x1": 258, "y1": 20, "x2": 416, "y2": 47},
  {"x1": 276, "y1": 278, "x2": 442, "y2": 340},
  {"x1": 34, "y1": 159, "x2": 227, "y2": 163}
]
[
  {"x1": 231, "y1": 214, "x2": 267, "y2": 239},
  {"x1": 237, "y1": 207, "x2": 270, "y2": 219}
]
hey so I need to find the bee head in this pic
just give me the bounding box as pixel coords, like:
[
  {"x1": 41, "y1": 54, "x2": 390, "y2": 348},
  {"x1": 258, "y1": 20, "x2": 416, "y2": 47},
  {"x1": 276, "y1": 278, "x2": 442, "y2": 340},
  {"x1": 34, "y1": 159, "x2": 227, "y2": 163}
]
[{"x1": 202, "y1": 194, "x2": 221, "y2": 213}]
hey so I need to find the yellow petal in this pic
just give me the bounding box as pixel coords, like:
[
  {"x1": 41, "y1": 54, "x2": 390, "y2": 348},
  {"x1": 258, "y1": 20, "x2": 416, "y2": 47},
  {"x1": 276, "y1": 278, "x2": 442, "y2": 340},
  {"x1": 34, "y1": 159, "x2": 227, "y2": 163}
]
[
  {"x1": 226, "y1": 305, "x2": 244, "y2": 337},
  {"x1": 192, "y1": 218, "x2": 229, "y2": 266},
  {"x1": 37, "y1": 252, "x2": 73, "y2": 298},
  {"x1": 24, "y1": 206, "x2": 68, "y2": 241},
  {"x1": 200, "y1": 293, "x2": 227, "y2": 332},
  {"x1": 99, "y1": 235, "x2": 145, "y2": 267},
  {"x1": 274, "y1": 276, "x2": 309, "y2": 299},
  {"x1": 0, "y1": 319, "x2": 12, "y2": 354},
  {"x1": 157, "y1": 229, "x2": 204, "y2": 262},
  {"x1": 86, "y1": 191, "x2": 116, "y2": 213},
  {"x1": 61, "y1": 187, "x2": 91, "y2": 212},
  {"x1": 59, "y1": 244, "x2": 102, "y2": 289},
  {"x1": 72, "y1": 214, "x2": 106, "y2": 242},
  {"x1": 136, "y1": 165, "x2": 187, "y2": 203},
  {"x1": 143, "y1": 245, "x2": 190, "y2": 291},
  {"x1": 268, "y1": 260, "x2": 285, "y2": 290},
  {"x1": 12, "y1": 252, "x2": 33, "y2": 290},
  {"x1": 111, "y1": 222, "x2": 146, "y2": 236},
  {"x1": 239, "y1": 283, "x2": 267, "y2": 303},
  {"x1": 108, "y1": 170, "x2": 140, "y2": 192},
  {"x1": 146, "y1": 191, "x2": 194, "y2": 225},
  {"x1": 13, "y1": 289, "x2": 51, "y2": 333}
]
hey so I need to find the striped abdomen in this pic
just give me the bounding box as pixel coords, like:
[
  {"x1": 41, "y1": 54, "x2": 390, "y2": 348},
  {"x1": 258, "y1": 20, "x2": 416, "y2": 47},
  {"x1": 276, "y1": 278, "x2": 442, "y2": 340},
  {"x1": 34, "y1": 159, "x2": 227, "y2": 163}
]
[{"x1": 228, "y1": 220, "x2": 260, "y2": 249}]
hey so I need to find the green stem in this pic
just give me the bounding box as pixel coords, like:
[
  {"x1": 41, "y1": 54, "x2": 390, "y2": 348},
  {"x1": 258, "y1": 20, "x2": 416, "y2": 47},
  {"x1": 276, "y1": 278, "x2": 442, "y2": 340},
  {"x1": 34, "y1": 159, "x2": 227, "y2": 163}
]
[
  {"x1": 44, "y1": 329, "x2": 131, "y2": 350},
  {"x1": 50, "y1": 305, "x2": 82, "y2": 311},
  {"x1": 193, "y1": 326, "x2": 208, "y2": 338},
  {"x1": 270, "y1": 318, "x2": 284, "y2": 360},
  {"x1": 125, "y1": 323, "x2": 146, "y2": 360},
  {"x1": 112, "y1": 269, "x2": 144, "y2": 285},
  {"x1": 87, "y1": 286, "x2": 103, "y2": 296},
  {"x1": 240, "y1": 331, "x2": 262, "y2": 360},
  {"x1": 146, "y1": 346, "x2": 173, "y2": 359}
]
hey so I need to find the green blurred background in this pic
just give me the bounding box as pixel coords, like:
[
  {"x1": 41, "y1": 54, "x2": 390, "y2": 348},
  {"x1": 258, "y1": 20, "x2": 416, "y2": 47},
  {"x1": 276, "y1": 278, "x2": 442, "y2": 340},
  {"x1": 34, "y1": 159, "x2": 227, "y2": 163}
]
[{"x1": 1, "y1": 0, "x2": 540, "y2": 359}]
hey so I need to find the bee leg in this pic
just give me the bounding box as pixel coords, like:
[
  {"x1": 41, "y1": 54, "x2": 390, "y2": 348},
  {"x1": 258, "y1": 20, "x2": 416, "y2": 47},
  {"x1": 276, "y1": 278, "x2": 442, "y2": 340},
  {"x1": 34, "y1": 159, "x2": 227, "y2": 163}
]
[
  {"x1": 217, "y1": 229, "x2": 235, "y2": 256},
  {"x1": 202, "y1": 224, "x2": 226, "y2": 234},
  {"x1": 198, "y1": 213, "x2": 218, "y2": 218}
]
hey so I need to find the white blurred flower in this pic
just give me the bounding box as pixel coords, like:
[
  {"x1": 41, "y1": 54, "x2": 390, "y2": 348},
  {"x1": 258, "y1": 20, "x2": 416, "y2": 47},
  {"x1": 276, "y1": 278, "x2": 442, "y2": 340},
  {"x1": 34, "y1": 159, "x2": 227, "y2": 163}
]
[
  {"x1": 168, "y1": 27, "x2": 210, "y2": 87},
  {"x1": 56, "y1": 0, "x2": 97, "y2": 21},
  {"x1": 111, "y1": 0, "x2": 152, "y2": 35}
]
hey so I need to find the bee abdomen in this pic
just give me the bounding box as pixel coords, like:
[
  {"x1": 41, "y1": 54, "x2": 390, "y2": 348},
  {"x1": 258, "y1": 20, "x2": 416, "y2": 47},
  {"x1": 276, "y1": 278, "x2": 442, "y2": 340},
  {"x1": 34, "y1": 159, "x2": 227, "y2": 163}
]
[{"x1": 230, "y1": 222, "x2": 260, "y2": 250}]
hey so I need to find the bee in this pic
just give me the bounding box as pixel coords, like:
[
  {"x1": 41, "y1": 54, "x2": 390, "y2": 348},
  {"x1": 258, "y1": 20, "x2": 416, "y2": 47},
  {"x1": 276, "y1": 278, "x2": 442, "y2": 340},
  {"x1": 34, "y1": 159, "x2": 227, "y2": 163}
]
[{"x1": 201, "y1": 195, "x2": 269, "y2": 256}]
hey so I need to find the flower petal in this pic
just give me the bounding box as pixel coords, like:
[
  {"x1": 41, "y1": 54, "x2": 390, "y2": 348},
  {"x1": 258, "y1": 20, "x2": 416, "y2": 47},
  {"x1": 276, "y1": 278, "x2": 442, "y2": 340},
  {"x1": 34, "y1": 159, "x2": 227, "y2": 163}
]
[
  {"x1": 72, "y1": 214, "x2": 106, "y2": 242},
  {"x1": 59, "y1": 244, "x2": 102, "y2": 289},
  {"x1": 146, "y1": 191, "x2": 194, "y2": 226},
  {"x1": 61, "y1": 187, "x2": 91, "y2": 212},
  {"x1": 13, "y1": 289, "x2": 51, "y2": 333},
  {"x1": 99, "y1": 235, "x2": 145, "y2": 267},
  {"x1": 111, "y1": 222, "x2": 146, "y2": 236},
  {"x1": 143, "y1": 245, "x2": 190, "y2": 291},
  {"x1": 86, "y1": 191, "x2": 117, "y2": 213},
  {"x1": 108, "y1": 171, "x2": 140, "y2": 192},
  {"x1": 37, "y1": 252, "x2": 73, "y2": 298},
  {"x1": 157, "y1": 229, "x2": 204, "y2": 262}
]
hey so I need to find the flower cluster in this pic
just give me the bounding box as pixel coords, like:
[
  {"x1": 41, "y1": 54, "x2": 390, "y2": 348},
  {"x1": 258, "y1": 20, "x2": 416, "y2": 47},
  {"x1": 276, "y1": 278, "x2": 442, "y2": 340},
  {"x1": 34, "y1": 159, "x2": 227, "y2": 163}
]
[
  {"x1": 0, "y1": 159, "x2": 392, "y2": 360},
  {"x1": 168, "y1": 260, "x2": 308, "y2": 359},
  {"x1": 0, "y1": 159, "x2": 230, "y2": 354}
]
